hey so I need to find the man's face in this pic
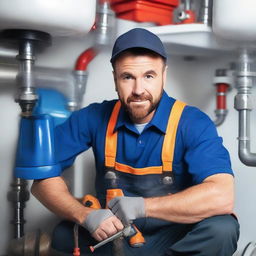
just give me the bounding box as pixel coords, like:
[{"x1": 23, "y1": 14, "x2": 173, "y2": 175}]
[{"x1": 113, "y1": 53, "x2": 167, "y2": 124}]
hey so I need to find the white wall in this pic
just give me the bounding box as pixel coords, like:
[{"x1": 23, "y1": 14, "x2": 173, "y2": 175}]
[{"x1": 1, "y1": 25, "x2": 256, "y2": 255}]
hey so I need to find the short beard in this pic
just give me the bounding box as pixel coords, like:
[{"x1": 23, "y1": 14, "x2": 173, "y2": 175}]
[{"x1": 120, "y1": 89, "x2": 163, "y2": 123}]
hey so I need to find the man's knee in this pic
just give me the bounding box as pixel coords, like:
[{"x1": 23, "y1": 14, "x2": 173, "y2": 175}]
[
  {"x1": 168, "y1": 215, "x2": 239, "y2": 256},
  {"x1": 198, "y1": 214, "x2": 240, "y2": 243}
]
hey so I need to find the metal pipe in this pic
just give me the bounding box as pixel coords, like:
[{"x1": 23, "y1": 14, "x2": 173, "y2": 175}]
[
  {"x1": 212, "y1": 69, "x2": 232, "y2": 127},
  {"x1": 235, "y1": 48, "x2": 256, "y2": 166},
  {"x1": 0, "y1": 46, "x2": 17, "y2": 59},
  {"x1": 0, "y1": 62, "x2": 17, "y2": 83},
  {"x1": 7, "y1": 178, "x2": 30, "y2": 238},
  {"x1": 16, "y1": 40, "x2": 38, "y2": 116},
  {"x1": 198, "y1": 0, "x2": 213, "y2": 25},
  {"x1": 184, "y1": 0, "x2": 191, "y2": 11},
  {"x1": 94, "y1": 0, "x2": 116, "y2": 47},
  {"x1": 214, "y1": 109, "x2": 227, "y2": 126},
  {"x1": 237, "y1": 110, "x2": 256, "y2": 166},
  {"x1": 0, "y1": 63, "x2": 88, "y2": 111}
]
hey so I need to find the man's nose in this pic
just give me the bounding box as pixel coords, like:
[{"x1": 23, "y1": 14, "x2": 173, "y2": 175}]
[{"x1": 132, "y1": 78, "x2": 145, "y2": 95}]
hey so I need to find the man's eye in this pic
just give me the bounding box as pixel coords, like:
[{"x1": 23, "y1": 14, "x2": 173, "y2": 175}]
[
  {"x1": 145, "y1": 74, "x2": 153, "y2": 79},
  {"x1": 123, "y1": 75, "x2": 132, "y2": 80}
]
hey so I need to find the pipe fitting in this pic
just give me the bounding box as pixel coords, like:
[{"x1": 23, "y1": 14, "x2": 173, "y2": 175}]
[
  {"x1": 177, "y1": 0, "x2": 196, "y2": 24},
  {"x1": 238, "y1": 144, "x2": 256, "y2": 166},
  {"x1": 213, "y1": 111, "x2": 227, "y2": 127},
  {"x1": 68, "y1": 70, "x2": 88, "y2": 111},
  {"x1": 238, "y1": 110, "x2": 256, "y2": 166},
  {"x1": 1, "y1": 29, "x2": 51, "y2": 116},
  {"x1": 178, "y1": 11, "x2": 190, "y2": 21},
  {"x1": 234, "y1": 94, "x2": 253, "y2": 111}
]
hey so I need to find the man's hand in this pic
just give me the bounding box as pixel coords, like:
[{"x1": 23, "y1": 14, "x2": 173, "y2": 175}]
[
  {"x1": 108, "y1": 196, "x2": 145, "y2": 225},
  {"x1": 82, "y1": 209, "x2": 124, "y2": 241}
]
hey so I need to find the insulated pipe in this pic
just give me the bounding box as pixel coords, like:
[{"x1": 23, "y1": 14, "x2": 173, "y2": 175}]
[
  {"x1": 235, "y1": 48, "x2": 256, "y2": 166},
  {"x1": 75, "y1": 48, "x2": 97, "y2": 71}
]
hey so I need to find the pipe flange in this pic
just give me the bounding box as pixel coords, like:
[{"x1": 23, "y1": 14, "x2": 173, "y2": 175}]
[
  {"x1": 0, "y1": 29, "x2": 52, "y2": 49},
  {"x1": 17, "y1": 94, "x2": 38, "y2": 101},
  {"x1": 237, "y1": 136, "x2": 250, "y2": 141}
]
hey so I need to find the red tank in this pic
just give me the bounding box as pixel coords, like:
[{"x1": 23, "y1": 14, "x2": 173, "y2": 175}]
[{"x1": 109, "y1": 0, "x2": 179, "y2": 25}]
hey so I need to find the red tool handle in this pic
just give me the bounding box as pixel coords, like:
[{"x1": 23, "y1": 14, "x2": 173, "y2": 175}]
[{"x1": 106, "y1": 189, "x2": 145, "y2": 247}]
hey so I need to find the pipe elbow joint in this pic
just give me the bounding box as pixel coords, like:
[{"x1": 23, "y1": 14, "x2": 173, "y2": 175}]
[
  {"x1": 214, "y1": 110, "x2": 227, "y2": 126},
  {"x1": 238, "y1": 147, "x2": 256, "y2": 166}
]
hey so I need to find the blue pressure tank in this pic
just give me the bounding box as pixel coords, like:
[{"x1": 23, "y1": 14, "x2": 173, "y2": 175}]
[
  {"x1": 15, "y1": 89, "x2": 71, "y2": 179},
  {"x1": 15, "y1": 114, "x2": 61, "y2": 179}
]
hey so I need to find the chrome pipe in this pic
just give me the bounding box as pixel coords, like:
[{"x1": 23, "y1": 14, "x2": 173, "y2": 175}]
[
  {"x1": 0, "y1": 63, "x2": 17, "y2": 83},
  {"x1": 184, "y1": 0, "x2": 191, "y2": 11},
  {"x1": 94, "y1": 0, "x2": 116, "y2": 47},
  {"x1": 0, "y1": 63, "x2": 88, "y2": 111},
  {"x1": 198, "y1": 0, "x2": 213, "y2": 25},
  {"x1": 16, "y1": 40, "x2": 37, "y2": 116},
  {"x1": 238, "y1": 110, "x2": 256, "y2": 166},
  {"x1": 0, "y1": 46, "x2": 17, "y2": 59},
  {"x1": 214, "y1": 109, "x2": 227, "y2": 126},
  {"x1": 235, "y1": 48, "x2": 256, "y2": 166},
  {"x1": 7, "y1": 178, "x2": 30, "y2": 238}
]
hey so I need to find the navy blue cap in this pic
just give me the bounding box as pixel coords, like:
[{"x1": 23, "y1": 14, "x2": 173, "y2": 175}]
[{"x1": 110, "y1": 28, "x2": 167, "y2": 63}]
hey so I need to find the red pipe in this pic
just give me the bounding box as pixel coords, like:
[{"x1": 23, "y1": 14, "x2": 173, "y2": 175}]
[
  {"x1": 75, "y1": 47, "x2": 98, "y2": 71},
  {"x1": 216, "y1": 83, "x2": 229, "y2": 110}
]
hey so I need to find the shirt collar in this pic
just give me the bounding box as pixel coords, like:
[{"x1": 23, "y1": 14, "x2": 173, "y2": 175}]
[
  {"x1": 115, "y1": 104, "x2": 139, "y2": 134},
  {"x1": 148, "y1": 91, "x2": 175, "y2": 134},
  {"x1": 115, "y1": 91, "x2": 175, "y2": 134}
]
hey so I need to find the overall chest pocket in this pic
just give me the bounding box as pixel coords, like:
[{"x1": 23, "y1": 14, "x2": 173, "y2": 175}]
[{"x1": 116, "y1": 172, "x2": 179, "y2": 197}]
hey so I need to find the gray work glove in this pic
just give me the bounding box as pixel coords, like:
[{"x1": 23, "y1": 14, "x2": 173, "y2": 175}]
[
  {"x1": 108, "y1": 196, "x2": 145, "y2": 225},
  {"x1": 82, "y1": 209, "x2": 114, "y2": 234}
]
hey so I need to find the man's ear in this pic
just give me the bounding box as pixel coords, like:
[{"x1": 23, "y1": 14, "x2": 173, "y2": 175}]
[{"x1": 112, "y1": 70, "x2": 117, "y2": 92}]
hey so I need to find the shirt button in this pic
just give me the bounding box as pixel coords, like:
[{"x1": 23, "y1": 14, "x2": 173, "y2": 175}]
[{"x1": 138, "y1": 139, "x2": 145, "y2": 147}]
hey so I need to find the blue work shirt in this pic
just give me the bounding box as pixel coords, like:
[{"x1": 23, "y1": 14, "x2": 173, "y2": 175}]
[{"x1": 54, "y1": 91, "x2": 233, "y2": 203}]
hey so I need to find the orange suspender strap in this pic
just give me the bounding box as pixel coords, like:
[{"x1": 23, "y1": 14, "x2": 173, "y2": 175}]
[
  {"x1": 162, "y1": 100, "x2": 187, "y2": 172},
  {"x1": 105, "y1": 100, "x2": 186, "y2": 173},
  {"x1": 105, "y1": 100, "x2": 121, "y2": 168}
]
